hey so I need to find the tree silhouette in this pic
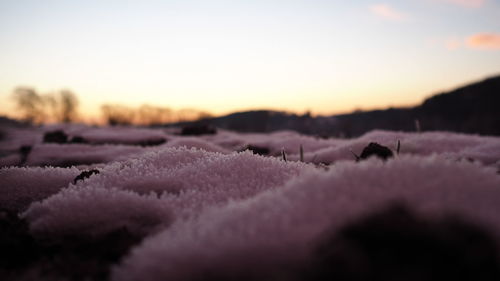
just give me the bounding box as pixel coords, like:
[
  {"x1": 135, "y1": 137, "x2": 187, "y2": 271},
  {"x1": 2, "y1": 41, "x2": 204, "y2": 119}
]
[
  {"x1": 101, "y1": 103, "x2": 212, "y2": 126},
  {"x1": 11, "y1": 87, "x2": 79, "y2": 124},
  {"x1": 12, "y1": 87, "x2": 46, "y2": 124},
  {"x1": 59, "y1": 90, "x2": 79, "y2": 123},
  {"x1": 101, "y1": 104, "x2": 136, "y2": 126}
]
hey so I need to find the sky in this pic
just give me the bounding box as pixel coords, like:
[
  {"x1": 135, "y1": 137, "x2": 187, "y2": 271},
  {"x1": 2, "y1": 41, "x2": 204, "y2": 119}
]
[{"x1": 0, "y1": 0, "x2": 499, "y2": 122}]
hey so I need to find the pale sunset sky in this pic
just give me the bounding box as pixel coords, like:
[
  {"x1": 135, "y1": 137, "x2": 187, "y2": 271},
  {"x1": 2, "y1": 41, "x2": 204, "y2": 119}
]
[{"x1": 1, "y1": 0, "x2": 499, "y2": 121}]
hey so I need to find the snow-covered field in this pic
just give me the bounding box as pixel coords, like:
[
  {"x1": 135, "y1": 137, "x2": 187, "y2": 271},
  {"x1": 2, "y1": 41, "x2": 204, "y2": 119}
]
[{"x1": 1, "y1": 124, "x2": 500, "y2": 281}]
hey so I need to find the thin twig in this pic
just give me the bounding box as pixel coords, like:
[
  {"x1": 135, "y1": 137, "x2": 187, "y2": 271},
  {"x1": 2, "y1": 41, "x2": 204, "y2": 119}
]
[
  {"x1": 349, "y1": 148, "x2": 360, "y2": 161},
  {"x1": 281, "y1": 148, "x2": 287, "y2": 162}
]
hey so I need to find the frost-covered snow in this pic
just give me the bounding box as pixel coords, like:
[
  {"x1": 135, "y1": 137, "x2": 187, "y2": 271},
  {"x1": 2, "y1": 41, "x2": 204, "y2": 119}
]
[
  {"x1": 1, "y1": 124, "x2": 499, "y2": 281},
  {"x1": 23, "y1": 147, "x2": 310, "y2": 238},
  {"x1": 112, "y1": 156, "x2": 500, "y2": 281}
]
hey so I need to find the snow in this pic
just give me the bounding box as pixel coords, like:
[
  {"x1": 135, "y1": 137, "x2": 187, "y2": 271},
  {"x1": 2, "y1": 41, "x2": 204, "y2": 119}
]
[
  {"x1": 289, "y1": 130, "x2": 500, "y2": 164},
  {"x1": 0, "y1": 166, "x2": 80, "y2": 212},
  {"x1": 23, "y1": 186, "x2": 171, "y2": 237},
  {"x1": 1, "y1": 123, "x2": 499, "y2": 281},
  {"x1": 163, "y1": 137, "x2": 230, "y2": 153},
  {"x1": 42, "y1": 124, "x2": 168, "y2": 145},
  {"x1": 25, "y1": 144, "x2": 147, "y2": 167},
  {"x1": 72, "y1": 127, "x2": 167, "y2": 146},
  {"x1": 112, "y1": 155, "x2": 500, "y2": 281},
  {"x1": 23, "y1": 147, "x2": 310, "y2": 238}
]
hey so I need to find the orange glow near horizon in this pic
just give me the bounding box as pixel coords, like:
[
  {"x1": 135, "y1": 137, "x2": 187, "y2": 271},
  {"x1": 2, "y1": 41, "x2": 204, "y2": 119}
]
[
  {"x1": 0, "y1": 76, "x2": 476, "y2": 124},
  {"x1": 1, "y1": 1, "x2": 499, "y2": 123}
]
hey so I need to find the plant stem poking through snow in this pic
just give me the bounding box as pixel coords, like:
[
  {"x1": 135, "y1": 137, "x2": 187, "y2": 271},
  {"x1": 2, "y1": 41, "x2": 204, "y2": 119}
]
[
  {"x1": 281, "y1": 148, "x2": 287, "y2": 162},
  {"x1": 300, "y1": 145, "x2": 304, "y2": 163},
  {"x1": 415, "y1": 119, "x2": 421, "y2": 133},
  {"x1": 396, "y1": 140, "x2": 401, "y2": 155}
]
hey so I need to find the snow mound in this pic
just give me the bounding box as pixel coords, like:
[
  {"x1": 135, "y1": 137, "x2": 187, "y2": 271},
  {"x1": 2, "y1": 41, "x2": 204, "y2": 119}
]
[
  {"x1": 78, "y1": 147, "x2": 309, "y2": 218},
  {"x1": 25, "y1": 144, "x2": 148, "y2": 167},
  {"x1": 43, "y1": 124, "x2": 168, "y2": 146},
  {"x1": 204, "y1": 130, "x2": 338, "y2": 156},
  {"x1": 296, "y1": 130, "x2": 500, "y2": 164},
  {"x1": 113, "y1": 156, "x2": 500, "y2": 281},
  {"x1": 0, "y1": 126, "x2": 43, "y2": 153},
  {"x1": 22, "y1": 186, "x2": 171, "y2": 237},
  {"x1": 164, "y1": 137, "x2": 230, "y2": 153},
  {"x1": 23, "y1": 147, "x2": 310, "y2": 238},
  {"x1": 75, "y1": 127, "x2": 167, "y2": 146},
  {"x1": 0, "y1": 166, "x2": 80, "y2": 212}
]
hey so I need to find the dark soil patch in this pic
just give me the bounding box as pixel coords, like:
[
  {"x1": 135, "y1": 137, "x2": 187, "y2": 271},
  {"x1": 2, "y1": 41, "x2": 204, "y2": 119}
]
[
  {"x1": 180, "y1": 124, "x2": 217, "y2": 136},
  {"x1": 43, "y1": 131, "x2": 68, "y2": 144},
  {"x1": 69, "y1": 136, "x2": 89, "y2": 144},
  {"x1": 240, "y1": 145, "x2": 270, "y2": 156},
  {"x1": 359, "y1": 142, "x2": 394, "y2": 161},
  {"x1": 73, "y1": 169, "x2": 100, "y2": 184},
  {"x1": 137, "y1": 138, "x2": 167, "y2": 146}
]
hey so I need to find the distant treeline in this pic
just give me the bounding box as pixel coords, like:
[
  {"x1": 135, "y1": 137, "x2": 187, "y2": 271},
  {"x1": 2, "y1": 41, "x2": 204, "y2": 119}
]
[
  {"x1": 100, "y1": 104, "x2": 212, "y2": 126},
  {"x1": 11, "y1": 87, "x2": 211, "y2": 126}
]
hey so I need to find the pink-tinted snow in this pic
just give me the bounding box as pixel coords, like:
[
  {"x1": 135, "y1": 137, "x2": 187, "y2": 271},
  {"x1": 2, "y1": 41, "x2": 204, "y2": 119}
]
[
  {"x1": 43, "y1": 124, "x2": 168, "y2": 145},
  {"x1": 24, "y1": 144, "x2": 147, "y2": 167},
  {"x1": 23, "y1": 147, "x2": 310, "y2": 238},
  {"x1": 1, "y1": 124, "x2": 500, "y2": 281},
  {"x1": 23, "y1": 186, "x2": 171, "y2": 237},
  {"x1": 0, "y1": 166, "x2": 80, "y2": 212},
  {"x1": 112, "y1": 156, "x2": 500, "y2": 281}
]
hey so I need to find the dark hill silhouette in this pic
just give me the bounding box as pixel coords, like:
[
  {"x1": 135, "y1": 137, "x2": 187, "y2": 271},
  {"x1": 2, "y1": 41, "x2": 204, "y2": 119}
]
[
  {"x1": 0, "y1": 116, "x2": 26, "y2": 128},
  {"x1": 170, "y1": 75, "x2": 500, "y2": 137},
  {"x1": 169, "y1": 110, "x2": 339, "y2": 137},
  {"x1": 333, "y1": 75, "x2": 500, "y2": 136},
  {"x1": 416, "y1": 75, "x2": 500, "y2": 135}
]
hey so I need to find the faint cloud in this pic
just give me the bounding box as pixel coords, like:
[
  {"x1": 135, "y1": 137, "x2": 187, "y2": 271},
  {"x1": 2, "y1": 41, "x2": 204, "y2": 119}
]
[
  {"x1": 426, "y1": 37, "x2": 463, "y2": 50},
  {"x1": 466, "y1": 33, "x2": 500, "y2": 50},
  {"x1": 438, "y1": 0, "x2": 486, "y2": 8},
  {"x1": 370, "y1": 4, "x2": 408, "y2": 21}
]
